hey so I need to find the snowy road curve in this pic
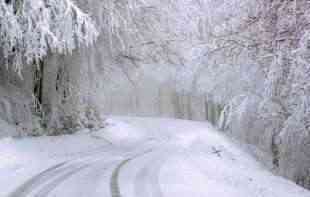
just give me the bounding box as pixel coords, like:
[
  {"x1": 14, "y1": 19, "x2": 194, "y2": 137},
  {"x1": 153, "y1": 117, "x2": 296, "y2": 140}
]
[{"x1": 2, "y1": 117, "x2": 310, "y2": 197}]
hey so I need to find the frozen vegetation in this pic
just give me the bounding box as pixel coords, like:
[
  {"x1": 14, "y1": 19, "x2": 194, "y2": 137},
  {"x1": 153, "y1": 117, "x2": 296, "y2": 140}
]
[{"x1": 0, "y1": 0, "x2": 310, "y2": 194}]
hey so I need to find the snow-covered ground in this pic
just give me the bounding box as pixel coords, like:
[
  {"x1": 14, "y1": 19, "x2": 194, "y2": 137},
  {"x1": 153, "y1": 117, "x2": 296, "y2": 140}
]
[{"x1": 0, "y1": 117, "x2": 309, "y2": 197}]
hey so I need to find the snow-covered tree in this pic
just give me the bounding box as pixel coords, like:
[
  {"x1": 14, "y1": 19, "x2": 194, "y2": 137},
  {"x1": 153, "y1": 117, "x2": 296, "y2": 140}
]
[
  {"x1": 0, "y1": 0, "x2": 98, "y2": 76},
  {"x1": 0, "y1": 0, "x2": 99, "y2": 135},
  {"x1": 197, "y1": 0, "x2": 310, "y2": 189}
]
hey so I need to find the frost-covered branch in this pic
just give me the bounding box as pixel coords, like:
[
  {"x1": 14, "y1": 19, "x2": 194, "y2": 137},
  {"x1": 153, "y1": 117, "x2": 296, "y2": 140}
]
[{"x1": 0, "y1": 0, "x2": 98, "y2": 76}]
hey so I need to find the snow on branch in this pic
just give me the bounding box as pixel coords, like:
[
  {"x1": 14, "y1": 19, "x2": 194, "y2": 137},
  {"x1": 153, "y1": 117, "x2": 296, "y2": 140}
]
[{"x1": 0, "y1": 0, "x2": 99, "y2": 76}]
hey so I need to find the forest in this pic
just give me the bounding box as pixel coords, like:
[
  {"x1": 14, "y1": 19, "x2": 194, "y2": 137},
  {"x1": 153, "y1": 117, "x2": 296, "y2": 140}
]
[{"x1": 0, "y1": 0, "x2": 310, "y2": 196}]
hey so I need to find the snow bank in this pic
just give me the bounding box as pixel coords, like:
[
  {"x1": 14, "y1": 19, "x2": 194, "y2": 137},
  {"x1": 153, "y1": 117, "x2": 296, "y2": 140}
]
[
  {"x1": 0, "y1": 131, "x2": 110, "y2": 196},
  {"x1": 91, "y1": 118, "x2": 146, "y2": 146}
]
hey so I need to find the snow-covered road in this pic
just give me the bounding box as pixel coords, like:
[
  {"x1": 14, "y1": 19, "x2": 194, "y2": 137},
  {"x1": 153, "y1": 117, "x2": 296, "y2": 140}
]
[{"x1": 1, "y1": 117, "x2": 310, "y2": 197}]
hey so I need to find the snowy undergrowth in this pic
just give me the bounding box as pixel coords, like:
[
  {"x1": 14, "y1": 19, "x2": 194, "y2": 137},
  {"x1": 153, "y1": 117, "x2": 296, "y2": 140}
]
[{"x1": 0, "y1": 119, "x2": 16, "y2": 138}]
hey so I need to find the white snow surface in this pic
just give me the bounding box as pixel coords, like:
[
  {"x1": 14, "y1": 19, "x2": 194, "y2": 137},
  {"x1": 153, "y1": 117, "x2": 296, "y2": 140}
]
[{"x1": 0, "y1": 117, "x2": 309, "y2": 197}]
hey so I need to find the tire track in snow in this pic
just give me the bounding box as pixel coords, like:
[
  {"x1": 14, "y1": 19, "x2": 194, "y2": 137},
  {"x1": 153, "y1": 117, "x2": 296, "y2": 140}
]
[
  {"x1": 8, "y1": 147, "x2": 120, "y2": 197},
  {"x1": 33, "y1": 163, "x2": 90, "y2": 197},
  {"x1": 134, "y1": 151, "x2": 165, "y2": 197},
  {"x1": 111, "y1": 159, "x2": 131, "y2": 197},
  {"x1": 8, "y1": 162, "x2": 67, "y2": 197},
  {"x1": 9, "y1": 162, "x2": 93, "y2": 197},
  {"x1": 54, "y1": 160, "x2": 121, "y2": 197},
  {"x1": 9, "y1": 141, "x2": 155, "y2": 197},
  {"x1": 110, "y1": 149, "x2": 153, "y2": 197}
]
